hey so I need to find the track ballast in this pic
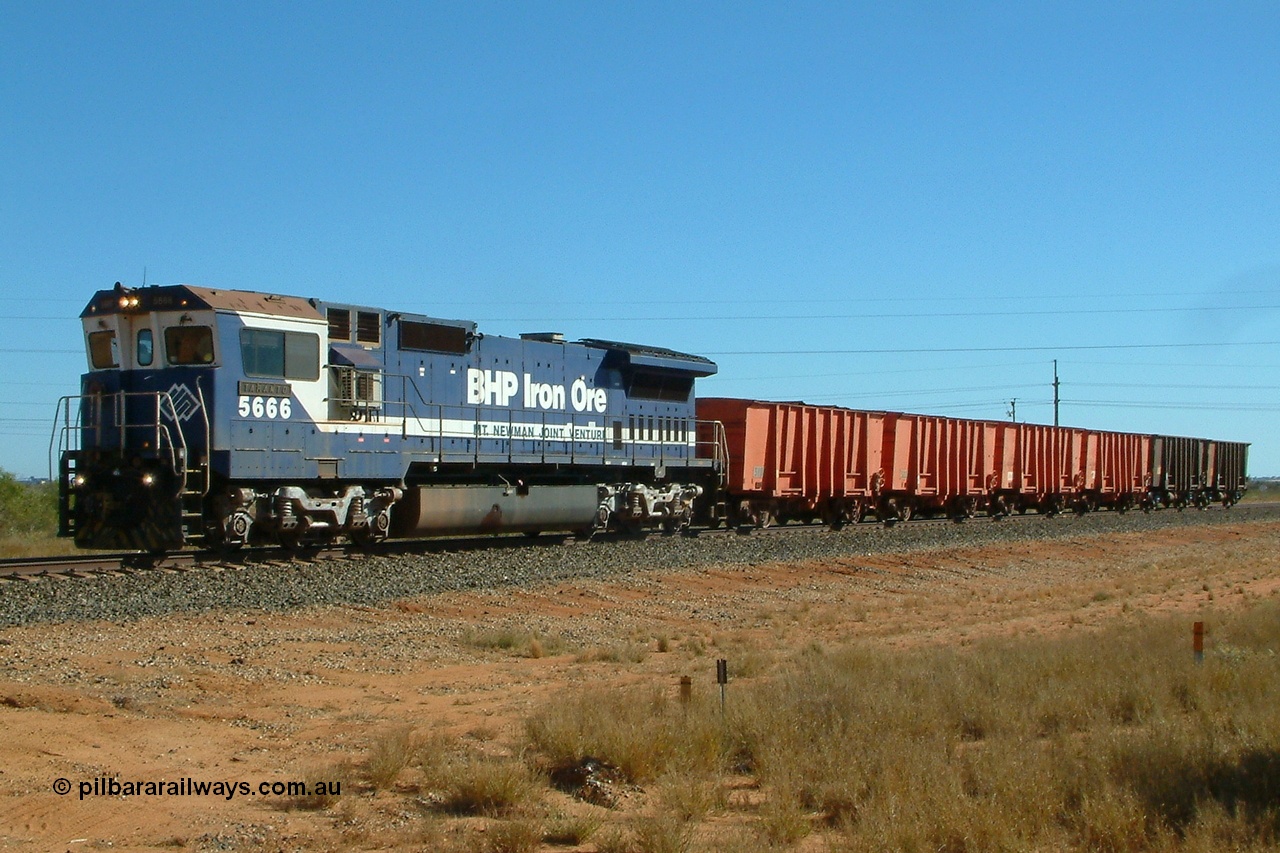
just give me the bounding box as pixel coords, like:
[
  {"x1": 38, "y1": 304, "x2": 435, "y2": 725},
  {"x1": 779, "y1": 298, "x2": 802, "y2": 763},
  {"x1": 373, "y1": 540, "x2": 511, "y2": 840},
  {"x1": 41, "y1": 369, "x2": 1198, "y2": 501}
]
[{"x1": 1, "y1": 503, "x2": 1276, "y2": 628}]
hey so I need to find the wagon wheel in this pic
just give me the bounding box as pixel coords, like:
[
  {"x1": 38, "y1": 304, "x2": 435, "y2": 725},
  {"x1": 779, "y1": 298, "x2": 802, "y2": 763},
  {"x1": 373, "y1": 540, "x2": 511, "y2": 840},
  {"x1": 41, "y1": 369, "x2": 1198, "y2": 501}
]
[
  {"x1": 898, "y1": 502, "x2": 913, "y2": 523},
  {"x1": 824, "y1": 501, "x2": 845, "y2": 531},
  {"x1": 877, "y1": 498, "x2": 899, "y2": 526}
]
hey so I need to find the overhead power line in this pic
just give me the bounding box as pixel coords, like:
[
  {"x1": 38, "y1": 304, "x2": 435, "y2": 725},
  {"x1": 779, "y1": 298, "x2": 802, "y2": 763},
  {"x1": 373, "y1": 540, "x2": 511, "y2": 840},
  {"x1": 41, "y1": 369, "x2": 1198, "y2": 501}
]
[
  {"x1": 707, "y1": 341, "x2": 1280, "y2": 356},
  {"x1": 1073, "y1": 382, "x2": 1280, "y2": 391},
  {"x1": 10, "y1": 302, "x2": 1280, "y2": 324},
  {"x1": 478, "y1": 304, "x2": 1280, "y2": 323},
  {"x1": 1065, "y1": 400, "x2": 1280, "y2": 413}
]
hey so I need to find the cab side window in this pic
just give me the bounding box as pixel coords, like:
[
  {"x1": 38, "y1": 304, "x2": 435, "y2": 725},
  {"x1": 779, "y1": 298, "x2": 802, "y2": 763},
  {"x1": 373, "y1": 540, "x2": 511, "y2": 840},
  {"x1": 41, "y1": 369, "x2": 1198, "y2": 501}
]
[
  {"x1": 240, "y1": 329, "x2": 320, "y2": 380},
  {"x1": 165, "y1": 326, "x2": 216, "y2": 365}
]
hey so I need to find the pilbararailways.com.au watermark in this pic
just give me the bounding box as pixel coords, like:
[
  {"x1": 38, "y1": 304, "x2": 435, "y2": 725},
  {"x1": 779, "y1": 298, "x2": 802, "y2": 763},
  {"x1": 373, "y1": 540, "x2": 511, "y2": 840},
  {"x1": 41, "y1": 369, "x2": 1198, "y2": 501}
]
[{"x1": 52, "y1": 777, "x2": 342, "y2": 801}]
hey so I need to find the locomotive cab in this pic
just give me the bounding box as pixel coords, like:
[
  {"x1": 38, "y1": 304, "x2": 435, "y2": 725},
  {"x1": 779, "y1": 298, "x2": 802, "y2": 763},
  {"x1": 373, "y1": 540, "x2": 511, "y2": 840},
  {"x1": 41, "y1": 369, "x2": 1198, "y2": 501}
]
[{"x1": 55, "y1": 283, "x2": 221, "y2": 550}]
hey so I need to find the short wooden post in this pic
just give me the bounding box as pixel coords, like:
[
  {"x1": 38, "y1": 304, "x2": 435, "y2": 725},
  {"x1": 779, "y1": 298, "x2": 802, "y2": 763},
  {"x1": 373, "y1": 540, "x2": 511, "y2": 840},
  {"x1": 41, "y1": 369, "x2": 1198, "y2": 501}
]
[
  {"x1": 679, "y1": 675, "x2": 692, "y2": 706},
  {"x1": 716, "y1": 659, "x2": 728, "y2": 714},
  {"x1": 1193, "y1": 621, "x2": 1204, "y2": 665}
]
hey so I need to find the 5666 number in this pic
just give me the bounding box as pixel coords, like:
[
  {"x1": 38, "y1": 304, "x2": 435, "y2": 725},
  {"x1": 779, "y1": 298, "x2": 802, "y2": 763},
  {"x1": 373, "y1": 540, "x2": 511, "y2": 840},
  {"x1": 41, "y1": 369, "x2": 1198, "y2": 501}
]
[{"x1": 238, "y1": 395, "x2": 292, "y2": 419}]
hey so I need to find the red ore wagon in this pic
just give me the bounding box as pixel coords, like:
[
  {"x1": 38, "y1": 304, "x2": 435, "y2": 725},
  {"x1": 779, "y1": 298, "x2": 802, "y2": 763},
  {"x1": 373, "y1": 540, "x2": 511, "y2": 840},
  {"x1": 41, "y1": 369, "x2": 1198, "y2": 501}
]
[
  {"x1": 696, "y1": 398, "x2": 886, "y2": 528},
  {"x1": 697, "y1": 398, "x2": 1169, "y2": 528}
]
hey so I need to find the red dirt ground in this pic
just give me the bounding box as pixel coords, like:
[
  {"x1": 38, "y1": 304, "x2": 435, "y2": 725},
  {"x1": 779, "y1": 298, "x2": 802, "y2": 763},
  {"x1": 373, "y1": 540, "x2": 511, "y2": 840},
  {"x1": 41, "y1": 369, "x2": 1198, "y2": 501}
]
[{"x1": 2, "y1": 518, "x2": 1277, "y2": 851}]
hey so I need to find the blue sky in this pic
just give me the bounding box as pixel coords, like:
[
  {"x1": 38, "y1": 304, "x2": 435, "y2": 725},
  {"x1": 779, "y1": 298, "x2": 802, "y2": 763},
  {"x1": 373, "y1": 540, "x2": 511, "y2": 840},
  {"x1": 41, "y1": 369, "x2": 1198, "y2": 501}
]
[{"x1": 2, "y1": 2, "x2": 1277, "y2": 479}]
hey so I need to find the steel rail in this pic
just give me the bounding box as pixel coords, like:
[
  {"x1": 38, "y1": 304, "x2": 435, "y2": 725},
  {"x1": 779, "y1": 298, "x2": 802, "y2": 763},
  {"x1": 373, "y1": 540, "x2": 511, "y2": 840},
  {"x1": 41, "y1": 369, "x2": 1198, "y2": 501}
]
[{"x1": 3, "y1": 501, "x2": 1273, "y2": 583}]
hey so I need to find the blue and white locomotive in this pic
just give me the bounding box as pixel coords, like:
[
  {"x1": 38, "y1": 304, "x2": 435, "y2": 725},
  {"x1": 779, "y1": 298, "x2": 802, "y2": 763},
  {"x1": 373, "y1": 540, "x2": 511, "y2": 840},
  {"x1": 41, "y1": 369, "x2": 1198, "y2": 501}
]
[{"x1": 54, "y1": 282, "x2": 725, "y2": 551}]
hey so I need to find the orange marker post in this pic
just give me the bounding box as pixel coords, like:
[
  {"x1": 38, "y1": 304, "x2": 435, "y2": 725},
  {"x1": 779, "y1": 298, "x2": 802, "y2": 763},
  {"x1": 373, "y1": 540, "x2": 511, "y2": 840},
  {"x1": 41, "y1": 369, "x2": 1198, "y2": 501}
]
[{"x1": 1193, "y1": 621, "x2": 1204, "y2": 665}]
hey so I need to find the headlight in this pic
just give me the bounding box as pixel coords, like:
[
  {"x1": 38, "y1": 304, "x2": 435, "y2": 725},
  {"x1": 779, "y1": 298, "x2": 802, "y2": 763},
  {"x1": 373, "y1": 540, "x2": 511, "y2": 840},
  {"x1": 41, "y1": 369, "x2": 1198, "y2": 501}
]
[{"x1": 141, "y1": 472, "x2": 156, "y2": 487}]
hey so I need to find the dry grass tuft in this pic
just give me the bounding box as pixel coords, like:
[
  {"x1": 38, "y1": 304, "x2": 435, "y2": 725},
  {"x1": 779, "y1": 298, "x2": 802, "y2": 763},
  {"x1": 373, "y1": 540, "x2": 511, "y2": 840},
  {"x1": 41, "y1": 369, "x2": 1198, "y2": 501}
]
[
  {"x1": 464, "y1": 627, "x2": 568, "y2": 658},
  {"x1": 631, "y1": 813, "x2": 695, "y2": 853},
  {"x1": 365, "y1": 726, "x2": 414, "y2": 790},
  {"x1": 542, "y1": 812, "x2": 603, "y2": 845},
  {"x1": 436, "y1": 756, "x2": 543, "y2": 816},
  {"x1": 474, "y1": 818, "x2": 543, "y2": 853},
  {"x1": 526, "y1": 685, "x2": 726, "y2": 784}
]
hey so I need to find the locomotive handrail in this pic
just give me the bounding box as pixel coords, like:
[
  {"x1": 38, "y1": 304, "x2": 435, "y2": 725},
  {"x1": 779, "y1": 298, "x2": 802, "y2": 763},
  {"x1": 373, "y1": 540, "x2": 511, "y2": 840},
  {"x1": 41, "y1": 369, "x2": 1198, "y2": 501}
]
[
  {"x1": 193, "y1": 377, "x2": 211, "y2": 497},
  {"x1": 154, "y1": 393, "x2": 185, "y2": 496},
  {"x1": 49, "y1": 395, "x2": 80, "y2": 481},
  {"x1": 49, "y1": 390, "x2": 191, "y2": 488}
]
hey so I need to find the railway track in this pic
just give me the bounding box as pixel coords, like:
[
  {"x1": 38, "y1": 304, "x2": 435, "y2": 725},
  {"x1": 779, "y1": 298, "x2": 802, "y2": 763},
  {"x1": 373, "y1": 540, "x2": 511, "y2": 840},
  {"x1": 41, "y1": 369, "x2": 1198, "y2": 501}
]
[
  {"x1": 3, "y1": 502, "x2": 1277, "y2": 629},
  {"x1": 0, "y1": 552, "x2": 177, "y2": 581},
  {"x1": 3, "y1": 501, "x2": 1273, "y2": 584}
]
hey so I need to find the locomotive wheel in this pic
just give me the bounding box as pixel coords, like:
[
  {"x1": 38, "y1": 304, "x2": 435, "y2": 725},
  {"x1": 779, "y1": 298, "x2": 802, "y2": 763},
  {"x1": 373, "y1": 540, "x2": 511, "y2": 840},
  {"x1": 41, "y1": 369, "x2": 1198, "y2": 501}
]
[{"x1": 662, "y1": 506, "x2": 691, "y2": 535}]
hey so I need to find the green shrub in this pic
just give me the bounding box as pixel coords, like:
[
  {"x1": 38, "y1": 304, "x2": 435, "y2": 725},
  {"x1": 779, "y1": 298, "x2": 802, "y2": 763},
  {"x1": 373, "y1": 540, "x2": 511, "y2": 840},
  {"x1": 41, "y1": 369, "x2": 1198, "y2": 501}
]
[{"x1": 0, "y1": 470, "x2": 57, "y2": 538}]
